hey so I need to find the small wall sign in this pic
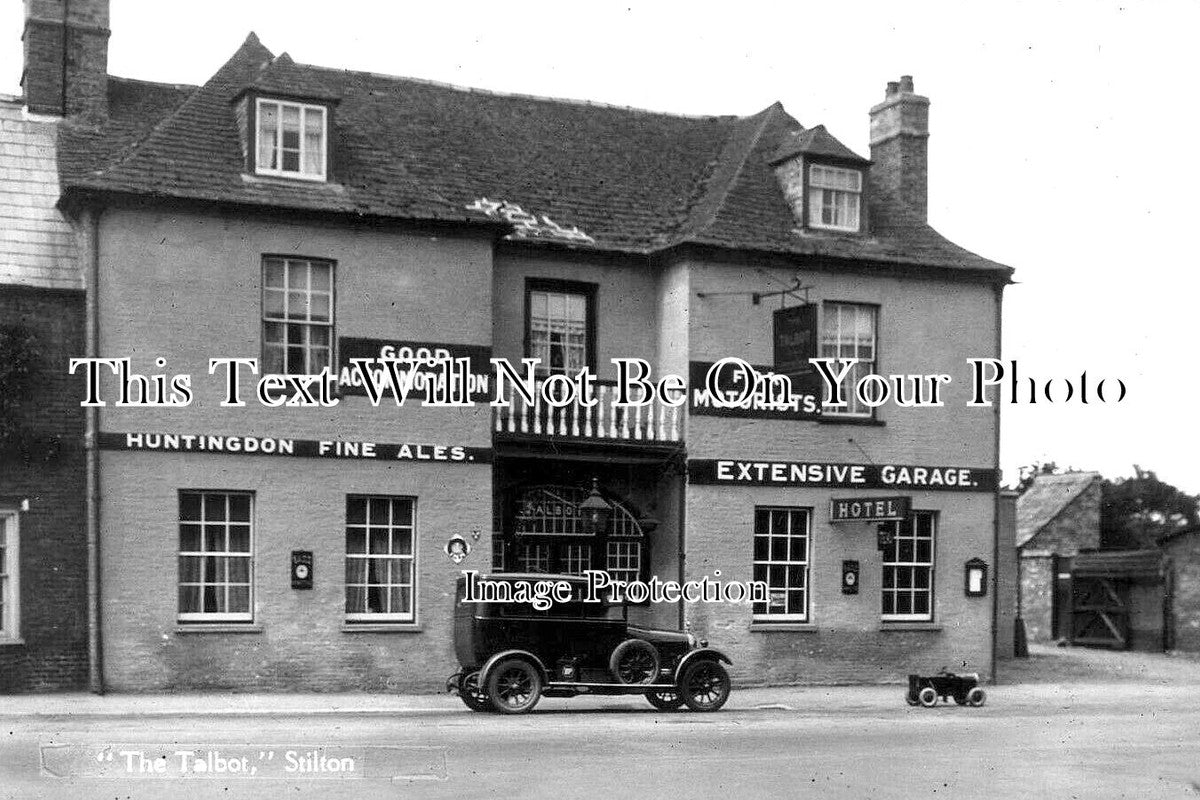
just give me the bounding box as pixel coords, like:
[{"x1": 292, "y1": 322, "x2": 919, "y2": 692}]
[
  {"x1": 842, "y1": 560, "x2": 860, "y2": 594},
  {"x1": 830, "y1": 496, "x2": 912, "y2": 523},
  {"x1": 291, "y1": 551, "x2": 313, "y2": 590},
  {"x1": 965, "y1": 558, "x2": 988, "y2": 597}
]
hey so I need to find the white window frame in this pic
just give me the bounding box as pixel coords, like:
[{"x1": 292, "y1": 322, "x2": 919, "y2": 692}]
[
  {"x1": 881, "y1": 511, "x2": 936, "y2": 622},
  {"x1": 819, "y1": 302, "x2": 878, "y2": 418},
  {"x1": 262, "y1": 257, "x2": 335, "y2": 376},
  {"x1": 752, "y1": 507, "x2": 811, "y2": 623},
  {"x1": 0, "y1": 510, "x2": 21, "y2": 643},
  {"x1": 605, "y1": 540, "x2": 641, "y2": 585},
  {"x1": 808, "y1": 164, "x2": 862, "y2": 232},
  {"x1": 344, "y1": 496, "x2": 417, "y2": 624},
  {"x1": 178, "y1": 491, "x2": 254, "y2": 623},
  {"x1": 528, "y1": 288, "x2": 589, "y2": 376},
  {"x1": 255, "y1": 98, "x2": 328, "y2": 181}
]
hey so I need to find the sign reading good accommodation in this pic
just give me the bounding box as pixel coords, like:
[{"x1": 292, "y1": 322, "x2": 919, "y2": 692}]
[
  {"x1": 829, "y1": 496, "x2": 911, "y2": 522},
  {"x1": 337, "y1": 338, "x2": 491, "y2": 399},
  {"x1": 688, "y1": 459, "x2": 998, "y2": 492},
  {"x1": 99, "y1": 432, "x2": 492, "y2": 463}
]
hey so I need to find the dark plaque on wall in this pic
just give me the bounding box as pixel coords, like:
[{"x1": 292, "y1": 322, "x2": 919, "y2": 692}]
[
  {"x1": 842, "y1": 560, "x2": 860, "y2": 594},
  {"x1": 291, "y1": 550, "x2": 314, "y2": 590},
  {"x1": 773, "y1": 304, "x2": 819, "y2": 396}
]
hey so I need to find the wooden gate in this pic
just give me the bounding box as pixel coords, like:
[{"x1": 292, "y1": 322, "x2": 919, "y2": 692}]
[{"x1": 1070, "y1": 576, "x2": 1129, "y2": 649}]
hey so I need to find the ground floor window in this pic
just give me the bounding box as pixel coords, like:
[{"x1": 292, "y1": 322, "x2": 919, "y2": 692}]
[
  {"x1": 0, "y1": 510, "x2": 18, "y2": 639},
  {"x1": 752, "y1": 507, "x2": 810, "y2": 622},
  {"x1": 178, "y1": 491, "x2": 253, "y2": 622},
  {"x1": 345, "y1": 496, "x2": 416, "y2": 622},
  {"x1": 882, "y1": 511, "x2": 936, "y2": 621}
]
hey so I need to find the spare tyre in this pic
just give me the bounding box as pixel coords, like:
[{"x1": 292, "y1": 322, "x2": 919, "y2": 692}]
[{"x1": 610, "y1": 639, "x2": 660, "y2": 685}]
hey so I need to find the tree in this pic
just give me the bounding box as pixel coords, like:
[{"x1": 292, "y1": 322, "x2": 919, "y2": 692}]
[{"x1": 1101, "y1": 466, "x2": 1200, "y2": 550}]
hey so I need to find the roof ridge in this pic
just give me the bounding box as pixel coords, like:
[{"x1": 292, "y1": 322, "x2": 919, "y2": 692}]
[
  {"x1": 290, "y1": 61, "x2": 739, "y2": 121},
  {"x1": 674, "y1": 102, "x2": 788, "y2": 243},
  {"x1": 91, "y1": 34, "x2": 274, "y2": 182},
  {"x1": 106, "y1": 74, "x2": 199, "y2": 92}
]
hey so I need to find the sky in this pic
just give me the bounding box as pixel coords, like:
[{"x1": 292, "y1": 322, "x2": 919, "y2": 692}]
[{"x1": 2, "y1": 0, "x2": 1197, "y2": 493}]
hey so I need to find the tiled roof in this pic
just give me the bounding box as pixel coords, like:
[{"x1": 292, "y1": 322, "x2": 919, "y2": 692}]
[
  {"x1": 57, "y1": 33, "x2": 1012, "y2": 278},
  {"x1": 770, "y1": 124, "x2": 869, "y2": 165},
  {"x1": 1017, "y1": 472, "x2": 1102, "y2": 547}
]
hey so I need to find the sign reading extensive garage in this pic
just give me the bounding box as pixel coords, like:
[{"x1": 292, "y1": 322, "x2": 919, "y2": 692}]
[{"x1": 688, "y1": 459, "x2": 998, "y2": 491}]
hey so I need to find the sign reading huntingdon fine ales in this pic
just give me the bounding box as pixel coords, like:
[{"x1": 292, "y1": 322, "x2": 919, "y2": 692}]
[
  {"x1": 98, "y1": 432, "x2": 492, "y2": 463},
  {"x1": 688, "y1": 459, "x2": 998, "y2": 492}
]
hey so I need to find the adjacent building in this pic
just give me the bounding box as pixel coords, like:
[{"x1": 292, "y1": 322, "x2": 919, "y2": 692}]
[
  {"x1": 1016, "y1": 471, "x2": 1102, "y2": 642},
  {"x1": 33, "y1": 0, "x2": 1012, "y2": 691}
]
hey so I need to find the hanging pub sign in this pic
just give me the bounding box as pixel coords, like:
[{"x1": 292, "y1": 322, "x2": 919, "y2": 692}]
[
  {"x1": 829, "y1": 496, "x2": 912, "y2": 523},
  {"x1": 773, "y1": 304, "x2": 818, "y2": 383}
]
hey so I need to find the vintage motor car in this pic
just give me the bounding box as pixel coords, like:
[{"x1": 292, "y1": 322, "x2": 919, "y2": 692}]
[
  {"x1": 905, "y1": 670, "x2": 987, "y2": 707},
  {"x1": 446, "y1": 573, "x2": 733, "y2": 714}
]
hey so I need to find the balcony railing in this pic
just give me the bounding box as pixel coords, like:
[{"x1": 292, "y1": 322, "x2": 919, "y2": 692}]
[{"x1": 493, "y1": 381, "x2": 682, "y2": 443}]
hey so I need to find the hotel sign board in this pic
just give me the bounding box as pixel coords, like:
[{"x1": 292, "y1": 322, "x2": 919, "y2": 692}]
[{"x1": 829, "y1": 496, "x2": 911, "y2": 523}]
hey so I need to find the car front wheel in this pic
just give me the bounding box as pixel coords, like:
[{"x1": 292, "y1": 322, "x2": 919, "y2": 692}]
[
  {"x1": 647, "y1": 690, "x2": 685, "y2": 711},
  {"x1": 486, "y1": 658, "x2": 542, "y2": 715},
  {"x1": 678, "y1": 659, "x2": 731, "y2": 712},
  {"x1": 459, "y1": 671, "x2": 492, "y2": 712}
]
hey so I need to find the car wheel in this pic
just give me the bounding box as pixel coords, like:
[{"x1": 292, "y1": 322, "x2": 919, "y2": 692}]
[
  {"x1": 486, "y1": 658, "x2": 542, "y2": 715},
  {"x1": 679, "y1": 659, "x2": 731, "y2": 712},
  {"x1": 610, "y1": 639, "x2": 661, "y2": 685},
  {"x1": 459, "y1": 671, "x2": 492, "y2": 712},
  {"x1": 966, "y1": 687, "x2": 987, "y2": 707},
  {"x1": 647, "y1": 691, "x2": 685, "y2": 711},
  {"x1": 917, "y1": 687, "x2": 938, "y2": 707}
]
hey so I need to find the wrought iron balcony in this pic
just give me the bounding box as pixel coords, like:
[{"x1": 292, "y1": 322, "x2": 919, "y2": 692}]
[{"x1": 492, "y1": 380, "x2": 682, "y2": 444}]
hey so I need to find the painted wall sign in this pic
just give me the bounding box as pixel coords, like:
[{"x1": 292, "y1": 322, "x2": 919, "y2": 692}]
[
  {"x1": 688, "y1": 459, "x2": 998, "y2": 492},
  {"x1": 291, "y1": 551, "x2": 314, "y2": 590},
  {"x1": 687, "y1": 361, "x2": 821, "y2": 420},
  {"x1": 829, "y1": 496, "x2": 912, "y2": 523},
  {"x1": 98, "y1": 432, "x2": 492, "y2": 464},
  {"x1": 337, "y1": 338, "x2": 491, "y2": 399}
]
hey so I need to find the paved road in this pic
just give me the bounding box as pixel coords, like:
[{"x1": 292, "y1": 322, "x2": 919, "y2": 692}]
[{"x1": 2, "y1": 682, "x2": 1199, "y2": 800}]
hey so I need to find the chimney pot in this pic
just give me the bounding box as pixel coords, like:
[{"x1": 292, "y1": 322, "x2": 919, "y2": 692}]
[{"x1": 869, "y1": 75, "x2": 931, "y2": 222}]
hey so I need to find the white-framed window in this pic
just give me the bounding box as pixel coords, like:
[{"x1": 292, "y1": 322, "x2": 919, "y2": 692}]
[
  {"x1": 808, "y1": 164, "x2": 862, "y2": 232},
  {"x1": 517, "y1": 543, "x2": 551, "y2": 573},
  {"x1": 820, "y1": 302, "x2": 878, "y2": 417},
  {"x1": 606, "y1": 540, "x2": 641, "y2": 585},
  {"x1": 561, "y1": 544, "x2": 592, "y2": 575},
  {"x1": 0, "y1": 510, "x2": 20, "y2": 641},
  {"x1": 752, "y1": 507, "x2": 810, "y2": 622},
  {"x1": 345, "y1": 496, "x2": 416, "y2": 623},
  {"x1": 255, "y1": 98, "x2": 327, "y2": 180},
  {"x1": 178, "y1": 492, "x2": 253, "y2": 622},
  {"x1": 262, "y1": 256, "x2": 334, "y2": 376},
  {"x1": 528, "y1": 287, "x2": 589, "y2": 375},
  {"x1": 882, "y1": 511, "x2": 936, "y2": 621}
]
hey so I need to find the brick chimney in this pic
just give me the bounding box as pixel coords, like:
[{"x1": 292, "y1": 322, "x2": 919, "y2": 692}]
[
  {"x1": 868, "y1": 75, "x2": 929, "y2": 221},
  {"x1": 21, "y1": 0, "x2": 110, "y2": 119}
]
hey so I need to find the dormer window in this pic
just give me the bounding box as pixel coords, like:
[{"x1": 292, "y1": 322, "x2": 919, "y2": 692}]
[
  {"x1": 808, "y1": 165, "x2": 862, "y2": 232},
  {"x1": 255, "y1": 98, "x2": 327, "y2": 181}
]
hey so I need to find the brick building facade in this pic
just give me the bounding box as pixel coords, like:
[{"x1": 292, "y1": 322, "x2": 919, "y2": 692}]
[
  {"x1": 0, "y1": 91, "x2": 88, "y2": 690},
  {"x1": 38, "y1": 1, "x2": 1013, "y2": 691}
]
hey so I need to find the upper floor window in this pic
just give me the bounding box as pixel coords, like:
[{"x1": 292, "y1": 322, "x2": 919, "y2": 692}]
[
  {"x1": 256, "y1": 98, "x2": 327, "y2": 180},
  {"x1": 526, "y1": 279, "x2": 595, "y2": 376},
  {"x1": 820, "y1": 302, "x2": 877, "y2": 418},
  {"x1": 808, "y1": 165, "x2": 862, "y2": 232},
  {"x1": 0, "y1": 510, "x2": 19, "y2": 641},
  {"x1": 262, "y1": 257, "x2": 334, "y2": 375}
]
